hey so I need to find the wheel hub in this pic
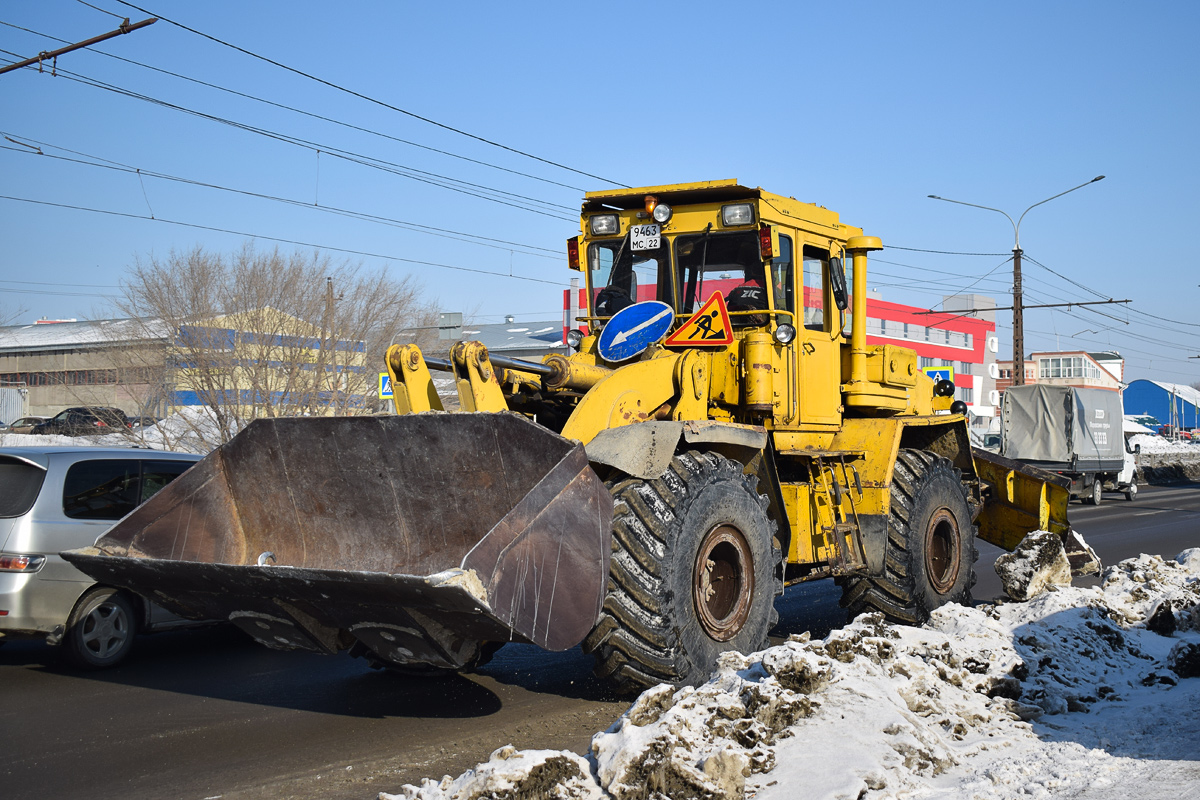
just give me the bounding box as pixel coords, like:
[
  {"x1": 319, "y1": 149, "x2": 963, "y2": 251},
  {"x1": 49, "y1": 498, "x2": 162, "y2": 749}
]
[
  {"x1": 693, "y1": 524, "x2": 754, "y2": 642},
  {"x1": 925, "y1": 509, "x2": 961, "y2": 595}
]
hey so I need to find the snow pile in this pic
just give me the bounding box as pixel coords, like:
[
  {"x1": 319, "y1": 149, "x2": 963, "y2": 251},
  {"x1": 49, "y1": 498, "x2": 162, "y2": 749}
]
[
  {"x1": 994, "y1": 530, "x2": 1074, "y2": 601},
  {"x1": 385, "y1": 548, "x2": 1200, "y2": 800},
  {"x1": 1130, "y1": 433, "x2": 1197, "y2": 454}
]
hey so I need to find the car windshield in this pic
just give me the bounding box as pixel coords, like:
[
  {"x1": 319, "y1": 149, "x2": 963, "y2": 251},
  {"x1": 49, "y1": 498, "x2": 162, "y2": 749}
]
[
  {"x1": 588, "y1": 234, "x2": 672, "y2": 317},
  {"x1": 0, "y1": 456, "x2": 47, "y2": 518}
]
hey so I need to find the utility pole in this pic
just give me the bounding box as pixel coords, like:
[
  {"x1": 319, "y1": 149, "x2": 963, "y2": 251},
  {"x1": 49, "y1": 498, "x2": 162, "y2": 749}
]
[
  {"x1": 0, "y1": 17, "x2": 157, "y2": 76},
  {"x1": 929, "y1": 175, "x2": 1105, "y2": 385}
]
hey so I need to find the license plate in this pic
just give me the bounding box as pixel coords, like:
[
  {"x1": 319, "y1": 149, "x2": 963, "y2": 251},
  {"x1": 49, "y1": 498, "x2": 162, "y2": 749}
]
[{"x1": 630, "y1": 223, "x2": 660, "y2": 251}]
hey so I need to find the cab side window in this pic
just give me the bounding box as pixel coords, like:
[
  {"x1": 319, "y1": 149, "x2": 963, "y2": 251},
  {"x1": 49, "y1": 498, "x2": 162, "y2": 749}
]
[
  {"x1": 771, "y1": 235, "x2": 794, "y2": 316},
  {"x1": 802, "y1": 246, "x2": 829, "y2": 331}
]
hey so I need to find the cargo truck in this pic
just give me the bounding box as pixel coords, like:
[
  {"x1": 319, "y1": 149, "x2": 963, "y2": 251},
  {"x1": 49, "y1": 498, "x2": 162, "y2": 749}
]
[{"x1": 1001, "y1": 384, "x2": 1138, "y2": 503}]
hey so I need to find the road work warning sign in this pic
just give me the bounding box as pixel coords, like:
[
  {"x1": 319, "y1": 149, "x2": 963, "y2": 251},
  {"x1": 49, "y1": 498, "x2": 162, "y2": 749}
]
[{"x1": 665, "y1": 292, "x2": 733, "y2": 346}]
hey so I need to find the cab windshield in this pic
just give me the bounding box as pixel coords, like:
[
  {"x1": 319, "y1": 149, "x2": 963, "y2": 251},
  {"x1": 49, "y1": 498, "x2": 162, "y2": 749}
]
[
  {"x1": 587, "y1": 234, "x2": 672, "y2": 317},
  {"x1": 675, "y1": 230, "x2": 769, "y2": 325}
]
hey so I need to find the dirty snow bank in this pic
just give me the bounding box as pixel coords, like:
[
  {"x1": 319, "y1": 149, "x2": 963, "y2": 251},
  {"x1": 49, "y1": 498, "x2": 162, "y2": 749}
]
[{"x1": 385, "y1": 549, "x2": 1200, "y2": 800}]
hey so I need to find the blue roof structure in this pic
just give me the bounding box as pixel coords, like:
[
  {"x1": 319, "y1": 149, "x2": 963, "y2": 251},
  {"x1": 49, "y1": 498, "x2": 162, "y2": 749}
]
[{"x1": 1124, "y1": 380, "x2": 1200, "y2": 429}]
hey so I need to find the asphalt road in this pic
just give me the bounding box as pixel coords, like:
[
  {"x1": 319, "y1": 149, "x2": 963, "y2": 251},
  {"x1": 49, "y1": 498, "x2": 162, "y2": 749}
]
[{"x1": 2, "y1": 482, "x2": 1197, "y2": 800}]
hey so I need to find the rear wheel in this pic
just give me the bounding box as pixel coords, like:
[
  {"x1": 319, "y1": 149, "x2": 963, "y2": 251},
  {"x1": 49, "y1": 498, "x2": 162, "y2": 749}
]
[
  {"x1": 63, "y1": 587, "x2": 137, "y2": 669},
  {"x1": 840, "y1": 450, "x2": 977, "y2": 625},
  {"x1": 584, "y1": 452, "x2": 782, "y2": 694},
  {"x1": 1086, "y1": 477, "x2": 1103, "y2": 506}
]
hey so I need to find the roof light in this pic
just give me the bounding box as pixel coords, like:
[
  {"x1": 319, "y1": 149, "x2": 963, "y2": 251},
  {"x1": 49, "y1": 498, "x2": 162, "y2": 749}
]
[
  {"x1": 721, "y1": 203, "x2": 754, "y2": 226},
  {"x1": 589, "y1": 214, "x2": 619, "y2": 236}
]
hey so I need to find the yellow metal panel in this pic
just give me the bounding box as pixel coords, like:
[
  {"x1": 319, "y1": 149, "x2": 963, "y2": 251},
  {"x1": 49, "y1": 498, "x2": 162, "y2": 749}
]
[{"x1": 560, "y1": 353, "x2": 683, "y2": 445}]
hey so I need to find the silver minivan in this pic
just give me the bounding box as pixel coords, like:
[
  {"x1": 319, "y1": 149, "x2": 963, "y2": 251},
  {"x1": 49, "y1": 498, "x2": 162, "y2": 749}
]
[{"x1": 0, "y1": 446, "x2": 205, "y2": 668}]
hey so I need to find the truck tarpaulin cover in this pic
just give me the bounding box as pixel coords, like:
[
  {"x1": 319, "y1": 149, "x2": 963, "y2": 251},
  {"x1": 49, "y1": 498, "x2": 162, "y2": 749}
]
[{"x1": 1002, "y1": 385, "x2": 1124, "y2": 465}]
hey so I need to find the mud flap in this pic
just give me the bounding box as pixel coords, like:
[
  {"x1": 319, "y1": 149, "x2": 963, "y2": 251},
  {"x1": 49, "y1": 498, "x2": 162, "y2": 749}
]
[
  {"x1": 971, "y1": 447, "x2": 1100, "y2": 577},
  {"x1": 63, "y1": 413, "x2": 613, "y2": 670}
]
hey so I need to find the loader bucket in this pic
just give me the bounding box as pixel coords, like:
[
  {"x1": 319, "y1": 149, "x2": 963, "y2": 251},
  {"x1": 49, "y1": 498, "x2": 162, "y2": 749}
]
[
  {"x1": 63, "y1": 412, "x2": 613, "y2": 670},
  {"x1": 971, "y1": 447, "x2": 1100, "y2": 576}
]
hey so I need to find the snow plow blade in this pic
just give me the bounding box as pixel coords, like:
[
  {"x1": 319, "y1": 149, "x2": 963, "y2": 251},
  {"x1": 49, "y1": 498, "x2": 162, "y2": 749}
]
[
  {"x1": 971, "y1": 447, "x2": 1100, "y2": 576},
  {"x1": 63, "y1": 413, "x2": 613, "y2": 670}
]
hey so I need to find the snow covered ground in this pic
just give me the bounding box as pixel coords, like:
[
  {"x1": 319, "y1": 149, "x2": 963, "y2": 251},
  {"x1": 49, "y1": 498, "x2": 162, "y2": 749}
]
[{"x1": 387, "y1": 549, "x2": 1200, "y2": 800}]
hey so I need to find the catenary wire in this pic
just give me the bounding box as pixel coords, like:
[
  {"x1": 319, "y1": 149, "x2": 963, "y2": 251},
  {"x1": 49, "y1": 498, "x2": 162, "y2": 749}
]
[
  {"x1": 111, "y1": 0, "x2": 626, "y2": 187},
  {"x1": 1, "y1": 18, "x2": 589, "y2": 194},
  {"x1": 0, "y1": 138, "x2": 563, "y2": 259},
  {"x1": 0, "y1": 195, "x2": 572, "y2": 288},
  {"x1": 0, "y1": 51, "x2": 579, "y2": 222}
]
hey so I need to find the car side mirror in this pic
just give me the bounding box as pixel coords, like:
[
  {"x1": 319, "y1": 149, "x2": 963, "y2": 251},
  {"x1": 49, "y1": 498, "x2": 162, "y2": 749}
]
[
  {"x1": 830, "y1": 257, "x2": 849, "y2": 311},
  {"x1": 1135, "y1": 443, "x2": 1141, "y2": 454}
]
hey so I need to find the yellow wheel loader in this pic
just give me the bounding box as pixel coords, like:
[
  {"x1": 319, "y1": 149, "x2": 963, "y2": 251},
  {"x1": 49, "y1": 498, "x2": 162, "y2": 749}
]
[{"x1": 65, "y1": 180, "x2": 1097, "y2": 693}]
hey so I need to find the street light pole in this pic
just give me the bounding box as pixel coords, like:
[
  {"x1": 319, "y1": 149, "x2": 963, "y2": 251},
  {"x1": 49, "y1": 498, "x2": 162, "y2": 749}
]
[{"x1": 929, "y1": 175, "x2": 1105, "y2": 385}]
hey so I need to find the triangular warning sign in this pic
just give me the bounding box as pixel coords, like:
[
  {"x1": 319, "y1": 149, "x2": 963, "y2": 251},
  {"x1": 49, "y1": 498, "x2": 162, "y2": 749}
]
[{"x1": 665, "y1": 292, "x2": 733, "y2": 347}]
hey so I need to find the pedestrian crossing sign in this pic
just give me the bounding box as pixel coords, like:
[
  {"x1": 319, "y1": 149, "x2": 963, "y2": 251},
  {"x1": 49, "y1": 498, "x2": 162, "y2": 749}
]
[
  {"x1": 664, "y1": 293, "x2": 734, "y2": 347},
  {"x1": 379, "y1": 372, "x2": 393, "y2": 398},
  {"x1": 922, "y1": 366, "x2": 954, "y2": 383}
]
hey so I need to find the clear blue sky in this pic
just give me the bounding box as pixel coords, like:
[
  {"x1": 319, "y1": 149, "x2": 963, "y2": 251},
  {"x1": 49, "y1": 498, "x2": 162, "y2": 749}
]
[{"x1": 2, "y1": 1, "x2": 1198, "y2": 383}]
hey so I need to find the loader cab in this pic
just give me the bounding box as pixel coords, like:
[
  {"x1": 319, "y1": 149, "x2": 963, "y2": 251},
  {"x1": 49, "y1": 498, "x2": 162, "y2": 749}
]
[{"x1": 572, "y1": 181, "x2": 864, "y2": 428}]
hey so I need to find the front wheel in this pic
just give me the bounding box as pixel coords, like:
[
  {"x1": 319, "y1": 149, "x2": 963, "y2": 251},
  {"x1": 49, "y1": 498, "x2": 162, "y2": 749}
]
[
  {"x1": 1125, "y1": 482, "x2": 1138, "y2": 501},
  {"x1": 584, "y1": 451, "x2": 782, "y2": 694},
  {"x1": 63, "y1": 587, "x2": 137, "y2": 669},
  {"x1": 840, "y1": 450, "x2": 977, "y2": 625}
]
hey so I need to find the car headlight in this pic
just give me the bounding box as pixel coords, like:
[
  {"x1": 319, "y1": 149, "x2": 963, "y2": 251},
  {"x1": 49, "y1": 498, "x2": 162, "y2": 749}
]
[
  {"x1": 589, "y1": 214, "x2": 619, "y2": 235},
  {"x1": 566, "y1": 329, "x2": 584, "y2": 350},
  {"x1": 721, "y1": 203, "x2": 754, "y2": 226},
  {"x1": 773, "y1": 323, "x2": 796, "y2": 345},
  {"x1": 651, "y1": 203, "x2": 672, "y2": 223}
]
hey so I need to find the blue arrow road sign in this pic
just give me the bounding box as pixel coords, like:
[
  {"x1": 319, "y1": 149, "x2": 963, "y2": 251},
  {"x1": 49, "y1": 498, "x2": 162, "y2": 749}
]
[{"x1": 597, "y1": 301, "x2": 675, "y2": 363}]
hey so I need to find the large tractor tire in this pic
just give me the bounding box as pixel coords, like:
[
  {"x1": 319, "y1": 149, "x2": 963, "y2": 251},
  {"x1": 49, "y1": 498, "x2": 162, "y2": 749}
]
[
  {"x1": 840, "y1": 450, "x2": 977, "y2": 625},
  {"x1": 584, "y1": 451, "x2": 782, "y2": 694}
]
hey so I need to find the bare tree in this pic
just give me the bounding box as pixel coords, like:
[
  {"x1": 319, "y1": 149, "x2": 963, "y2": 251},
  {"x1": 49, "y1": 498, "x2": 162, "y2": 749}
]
[
  {"x1": 110, "y1": 244, "x2": 436, "y2": 449},
  {"x1": 0, "y1": 302, "x2": 26, "y2": 327}
]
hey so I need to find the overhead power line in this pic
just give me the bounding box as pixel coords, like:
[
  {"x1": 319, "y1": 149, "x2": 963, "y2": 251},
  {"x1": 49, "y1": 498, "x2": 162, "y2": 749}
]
[
  {"x1": 0, "y1": 19, "x2": 588, "y2": 194},
  {"x1": 0, "y1": 53, "x2": 578, "y2": 222},
  {"x1": 0, "y1": 135, "x2": 563, "y2": 258},
  {"x1": 113, "y1": 0, "x2": 624, "y2": 187},
  {"x1": 0, "y1": 195, "x2": 571, "y2": 288}
]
